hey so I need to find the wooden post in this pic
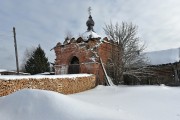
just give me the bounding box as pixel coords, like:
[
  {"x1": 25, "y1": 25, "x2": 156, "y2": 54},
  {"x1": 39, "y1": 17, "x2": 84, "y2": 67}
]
[{"x1": 13, "y1": 27, "x2": 19, "y2": 75}]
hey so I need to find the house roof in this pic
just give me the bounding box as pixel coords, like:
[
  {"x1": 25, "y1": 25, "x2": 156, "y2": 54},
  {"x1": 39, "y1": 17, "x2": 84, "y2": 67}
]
[{"x1": 0, "y1": 69, "x2": 7, "y2": 72}]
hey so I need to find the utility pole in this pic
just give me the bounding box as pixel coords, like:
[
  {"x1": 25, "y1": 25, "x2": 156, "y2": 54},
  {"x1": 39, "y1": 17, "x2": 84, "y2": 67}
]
[{"x1": 13, "y1": 27, "x2": 19, "y2": 75}]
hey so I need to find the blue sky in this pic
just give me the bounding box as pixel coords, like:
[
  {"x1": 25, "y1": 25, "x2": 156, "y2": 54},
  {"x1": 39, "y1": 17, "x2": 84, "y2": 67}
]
[{"x1": 0, "y1": 0, "x2": 180, "y2": 70}]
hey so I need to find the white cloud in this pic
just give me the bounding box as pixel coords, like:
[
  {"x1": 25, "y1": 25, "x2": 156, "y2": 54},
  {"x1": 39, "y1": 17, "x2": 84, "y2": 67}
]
[{"x1": 0, "y1": 0, "x2": 180, "y2": 70}]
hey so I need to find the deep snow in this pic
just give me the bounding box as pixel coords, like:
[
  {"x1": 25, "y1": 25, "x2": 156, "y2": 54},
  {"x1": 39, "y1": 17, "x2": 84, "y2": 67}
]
[{"x1": 0, "y1": 85, "x2": 180, "y2": 120}]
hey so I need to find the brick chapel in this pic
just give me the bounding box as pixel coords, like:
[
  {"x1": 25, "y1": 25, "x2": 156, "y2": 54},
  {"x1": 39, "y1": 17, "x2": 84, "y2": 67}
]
[{"x1": 54, "y1": 12, "x2": 119, "y2": 85}]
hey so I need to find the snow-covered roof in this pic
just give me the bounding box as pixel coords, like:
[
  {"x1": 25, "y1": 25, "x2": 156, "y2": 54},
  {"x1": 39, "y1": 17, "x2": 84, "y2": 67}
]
[
  {"x1": 82, "y1": 30, "x2": 101, "y2": 40},
  {"x1": 0, "y1": 74, "x2": 93, "y2": 80},
  {"x1": 0, "y1": 69, "x2": 7, "y2": 72},
  {"x1": 145, "y1": 48, "x2": 180, "y2": 65}
]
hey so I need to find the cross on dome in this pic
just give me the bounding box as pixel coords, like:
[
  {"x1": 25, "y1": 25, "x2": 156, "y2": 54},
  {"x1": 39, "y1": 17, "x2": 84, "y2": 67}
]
[
  {"x1": 86, "y1": 7, "x2": 95, "y2": 31},
  {"x1": 88, "y1": 7, "x2": 92, "y2": 16},
  {"x1": 83, "y1": 7, "x2": 101, "y2": 40}
]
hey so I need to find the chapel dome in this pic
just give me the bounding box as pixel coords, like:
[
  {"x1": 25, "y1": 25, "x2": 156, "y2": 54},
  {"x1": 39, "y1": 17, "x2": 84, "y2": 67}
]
[{"x1": 86, "y1": 15, "x2": 95, "y2": 31}]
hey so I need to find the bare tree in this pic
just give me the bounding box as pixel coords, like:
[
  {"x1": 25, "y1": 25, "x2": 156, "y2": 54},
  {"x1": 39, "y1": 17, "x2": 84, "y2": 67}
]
[
  {"x1": 104, "y1": 22, "x2": 148, "y2": 84},
  {"x1": 20, "y1": 47, "x2": 35, "y2": 72},
  {"x1": 63, "y1": 30, "x2": 74, "y2": 44}
]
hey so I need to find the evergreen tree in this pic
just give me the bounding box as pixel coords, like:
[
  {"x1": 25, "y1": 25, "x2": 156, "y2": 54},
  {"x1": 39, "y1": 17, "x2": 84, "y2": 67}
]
[{"x1": 25, "y1": 45, "x2": 50, "y2": 74}]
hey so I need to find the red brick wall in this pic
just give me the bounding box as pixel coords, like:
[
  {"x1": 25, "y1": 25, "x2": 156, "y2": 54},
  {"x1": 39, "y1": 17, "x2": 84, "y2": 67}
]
[{"x1": 54, "y1": 38, "x2": 120, "y2": 85}]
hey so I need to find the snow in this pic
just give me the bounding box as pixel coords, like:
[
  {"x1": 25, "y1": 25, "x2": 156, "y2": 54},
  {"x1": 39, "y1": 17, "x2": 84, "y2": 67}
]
[
  {"x1": 72, "y1": 85, "x2": 180, "y2": 120},
  {"x1": 0, "y1": 88, "x2": 129, "y2": 120},
  {"x1": 82, "y1": 30, "x2": 101, "y2": 40},
  {"x1": 1, "y1": 85, "x2": 180, "y2": 120},
  {"x1": 145, "y1": 47, "x2": 180, "y2": 65},
  {"x1": 0, "y1": 74, "x2": 92, "y2": 80},
  {"x1": 0, "y1": 69, "x2": 7, "y2": 72},
  {"x1": 89, "y1": 56, "x2": 96, "y2": 62}
]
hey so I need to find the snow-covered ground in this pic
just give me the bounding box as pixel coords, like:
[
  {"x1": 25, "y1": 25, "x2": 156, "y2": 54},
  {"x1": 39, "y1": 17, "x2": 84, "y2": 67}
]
[{"x1": 0, "y1": 85, "x2": 180, "y2": 120}]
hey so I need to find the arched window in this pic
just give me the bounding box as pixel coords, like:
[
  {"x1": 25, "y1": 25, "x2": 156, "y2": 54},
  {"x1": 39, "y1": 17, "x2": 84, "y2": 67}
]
[{"x1": 68, "y1": 56, "x2": 80, "y2": 74}]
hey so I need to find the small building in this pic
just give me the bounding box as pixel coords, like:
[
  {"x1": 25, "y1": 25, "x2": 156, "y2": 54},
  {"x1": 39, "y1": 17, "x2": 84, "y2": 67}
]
[
  {"x1": 0, "y1": 69, "x2": 30, "y2": 75},
  {"x1": 144, "y1": 48, "x2": 180, "y2": 85},
  {"x1": 53, "y1": 14, "x2": 120, "y2": 85},
  {"x1": 0, "y1": 69, "x2": 17, "y2": 75}
]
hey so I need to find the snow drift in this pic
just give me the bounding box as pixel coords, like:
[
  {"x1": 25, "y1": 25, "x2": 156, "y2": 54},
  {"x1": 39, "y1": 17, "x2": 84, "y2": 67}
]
[
  {"x1": 0, "y1": 85, "x2": 180, "y2": 120},
  {"x1": 0, "y1": 89, "x2": 129, "y2": 120}
]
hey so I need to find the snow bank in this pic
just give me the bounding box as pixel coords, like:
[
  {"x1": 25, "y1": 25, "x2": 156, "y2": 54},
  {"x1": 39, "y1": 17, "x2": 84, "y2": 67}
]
[
  {"x1": 0, "y1": 89, "x2": 129, "y2": 120},
  {"x1": 1, "y1": 85, "x2": 180, "y2": 120}
]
